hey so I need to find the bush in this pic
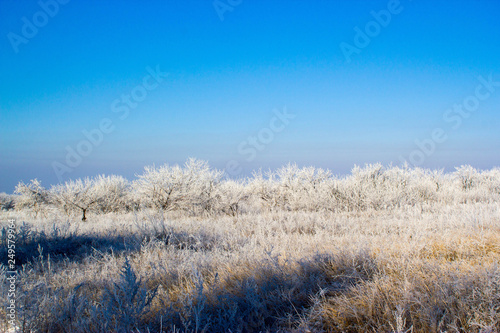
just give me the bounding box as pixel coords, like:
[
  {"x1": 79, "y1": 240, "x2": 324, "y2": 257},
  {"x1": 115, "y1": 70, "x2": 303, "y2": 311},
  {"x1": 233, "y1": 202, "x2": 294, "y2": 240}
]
[
  {"x1": 133, "y1": 158, "x2": 223, "y2": 214},
  {"x1": 14, "y1": 179, "x2": 51, "y2": 217},
  {"x1": 0, "y1": 192, "x2": 15, "y2": 211},
  {"x1": 93, "y1": 175, "x2": 131, "y2": 213}
]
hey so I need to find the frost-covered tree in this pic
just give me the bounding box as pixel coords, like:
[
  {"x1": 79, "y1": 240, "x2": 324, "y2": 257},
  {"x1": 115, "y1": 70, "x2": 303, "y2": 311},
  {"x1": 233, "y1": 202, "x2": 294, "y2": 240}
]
[
  {"x1": 133, "y1": 162, "x2": 189, "y2": 211},
  {"x1": 93, "y1": 175, "x2": 131, "y2": 213},
  {"x1": 51, "y1": 178, "x2": 102, "y2": 221},
  {"x1": 14, "y1": 179, "x2": 51, "y2": 216},
  {"x1": 183, "y1": 158, "x2": 224, "y2": 214},
  {"x1": 133, "y1": 158, "x2": 223, "y2": 213}
]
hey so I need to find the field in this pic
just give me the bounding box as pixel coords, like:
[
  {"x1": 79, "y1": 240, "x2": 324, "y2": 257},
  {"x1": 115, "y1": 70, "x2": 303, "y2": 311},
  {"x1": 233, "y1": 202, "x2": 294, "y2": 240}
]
[{"x1": 1, "y1": 161, "x2": 500, "y2": 332}]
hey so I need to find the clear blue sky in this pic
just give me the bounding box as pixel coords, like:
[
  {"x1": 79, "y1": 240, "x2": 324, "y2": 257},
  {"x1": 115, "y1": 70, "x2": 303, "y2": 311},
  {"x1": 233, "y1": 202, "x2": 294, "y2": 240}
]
[{"x1": 1, "y1": 0, "x2": 499, "y2": 192}]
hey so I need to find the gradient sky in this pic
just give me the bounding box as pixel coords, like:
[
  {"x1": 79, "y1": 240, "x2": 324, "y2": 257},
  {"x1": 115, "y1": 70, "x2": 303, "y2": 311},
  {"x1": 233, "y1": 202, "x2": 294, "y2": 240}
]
[{"x1": 1, "y1": 0, "x2": 499, "y2": 192}]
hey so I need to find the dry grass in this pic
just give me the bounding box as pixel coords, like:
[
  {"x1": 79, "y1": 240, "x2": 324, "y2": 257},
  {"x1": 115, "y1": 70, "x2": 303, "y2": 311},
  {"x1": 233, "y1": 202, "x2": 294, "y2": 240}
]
[{"x1": 1, "y1": 201, "x2": 499, "y2": 332}]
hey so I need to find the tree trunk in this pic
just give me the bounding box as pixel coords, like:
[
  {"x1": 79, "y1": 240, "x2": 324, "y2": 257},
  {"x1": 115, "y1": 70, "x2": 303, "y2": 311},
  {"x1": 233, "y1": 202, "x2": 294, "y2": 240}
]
[{"x1": 82, "y1": 208, "x2": 87, "y2": 221}]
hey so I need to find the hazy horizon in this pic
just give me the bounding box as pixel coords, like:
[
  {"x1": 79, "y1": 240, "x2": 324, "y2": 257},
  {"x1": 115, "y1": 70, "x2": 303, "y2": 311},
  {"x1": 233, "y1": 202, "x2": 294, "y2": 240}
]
[{"x1": 1, "y1": 0, "x2": 499, "y2": 193}]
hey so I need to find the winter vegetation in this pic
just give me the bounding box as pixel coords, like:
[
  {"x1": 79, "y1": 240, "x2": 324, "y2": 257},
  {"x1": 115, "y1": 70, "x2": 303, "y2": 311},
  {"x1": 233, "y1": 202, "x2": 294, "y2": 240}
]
[{"x1": 1, "y1": 159, "x2": 500, "y2": 332}]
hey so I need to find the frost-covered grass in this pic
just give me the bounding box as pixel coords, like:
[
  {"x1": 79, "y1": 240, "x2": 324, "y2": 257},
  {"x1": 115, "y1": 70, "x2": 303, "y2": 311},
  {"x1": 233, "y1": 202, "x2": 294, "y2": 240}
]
[
  {"x1": 1, "y1": 202, "x2": 499, "y2": 332},
  {"x1": 1, "y1": 163, "x2": 500, "y2": 332}
]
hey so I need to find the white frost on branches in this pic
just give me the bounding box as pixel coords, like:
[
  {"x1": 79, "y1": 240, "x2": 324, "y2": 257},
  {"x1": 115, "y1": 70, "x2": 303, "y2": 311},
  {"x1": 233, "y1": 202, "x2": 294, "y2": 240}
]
[
  {"x1": 8, "y1": 160, "x2": 500, "y2": 221},
  {"x1": 15, "y1": 179, "x2": 50, "y2": 217}
]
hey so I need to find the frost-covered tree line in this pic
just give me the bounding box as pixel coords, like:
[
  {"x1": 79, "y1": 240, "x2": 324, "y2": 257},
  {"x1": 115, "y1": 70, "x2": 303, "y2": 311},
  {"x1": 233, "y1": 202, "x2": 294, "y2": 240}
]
[{"x1": 4, "y1": 158, "x2": 500, "y2": 220}]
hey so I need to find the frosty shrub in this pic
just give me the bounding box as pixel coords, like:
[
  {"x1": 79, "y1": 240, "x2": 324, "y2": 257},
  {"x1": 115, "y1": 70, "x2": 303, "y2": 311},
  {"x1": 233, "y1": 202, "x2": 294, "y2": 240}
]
[
  {"x1": 14, "y1": 179, "x2": 51, "y2": 217},
  {"x1": 101, "y1": 258, "x2": 158, "y2": 332},
  {"x1": 133, "y1": 158, "x2": 223, "y2": 214},
  {"x1": 183, "y1": 158, "x2": 224, "y2": 215},
  {"x1": 341, "y1": 163, "x2": 387, "y2": 211},
  {"x1": 245, "y1": 163, "x2": 500, "y2": 213},
  {"x1": 328, "y1": 164, "x2": 450, "y2": 211},
  {"x1": 481, "y1": 167, "x2": 500, "y2": 195},
  {"x1": 133, "y1": 163, "x2": 186, "y2": 211},
  {"x1": 213, "y1": 179, "x2": 249, "y2": 216},
  {"x1": 454, "y1": 165, "x2": 480, "y2": 191},
  {"x1": 92, "y1": 175, "x2": 131, "y2": 213},
  {"x1": 248, "y1": 169, "x2": 282, "y2": 210},
  {"x1": 272, "y1": 163, "x2": 332, "y2": 211},
  {"x1": 0, "y1": 192, "x2": 15, "y2": 211}
]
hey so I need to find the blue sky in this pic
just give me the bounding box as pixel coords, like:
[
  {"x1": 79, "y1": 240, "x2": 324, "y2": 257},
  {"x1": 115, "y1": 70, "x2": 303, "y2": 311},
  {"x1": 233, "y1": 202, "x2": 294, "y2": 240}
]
[{"x1": 1, "y1": 0, "x2": 499, "y2": 192}]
